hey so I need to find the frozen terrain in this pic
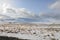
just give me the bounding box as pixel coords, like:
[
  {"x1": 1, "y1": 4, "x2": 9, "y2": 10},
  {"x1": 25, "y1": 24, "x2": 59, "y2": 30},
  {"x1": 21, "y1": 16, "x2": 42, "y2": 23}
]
[{"x1": 0, "y1": 23, "x2": 60, "y2": 40}]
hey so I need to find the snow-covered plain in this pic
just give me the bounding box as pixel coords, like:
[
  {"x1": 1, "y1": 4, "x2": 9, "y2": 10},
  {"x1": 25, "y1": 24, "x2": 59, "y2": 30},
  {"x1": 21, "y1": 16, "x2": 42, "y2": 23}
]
[{"x1": 0, "y1": 23, "x2": 60, "y2": 40}]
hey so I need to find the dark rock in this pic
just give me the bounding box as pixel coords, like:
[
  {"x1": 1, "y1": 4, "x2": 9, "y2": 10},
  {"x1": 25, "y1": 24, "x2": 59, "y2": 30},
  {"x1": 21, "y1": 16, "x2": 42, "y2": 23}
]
[{"x1": 0, "y1": 36, "x2": 29, "y2": 40}]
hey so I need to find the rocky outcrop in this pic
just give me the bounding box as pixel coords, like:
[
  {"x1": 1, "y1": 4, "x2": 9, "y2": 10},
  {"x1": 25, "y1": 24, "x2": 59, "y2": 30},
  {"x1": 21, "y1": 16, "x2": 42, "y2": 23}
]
[{"x1": 0, "y1": 36, "x2": 28, "y2": 40}]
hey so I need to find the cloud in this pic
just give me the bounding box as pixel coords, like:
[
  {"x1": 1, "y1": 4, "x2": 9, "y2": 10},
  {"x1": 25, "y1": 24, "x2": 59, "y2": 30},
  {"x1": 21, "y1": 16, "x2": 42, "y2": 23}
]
[
  {"x1": 39, "y1": 12, "x2": 60, "y2": 23},
  {"x1": 0, "y1": 0, "x2": 36, "y2": 19},
  {"x1": 38, "y1": 0, "x2": 60, "y2": 23},
  {"x1": 49, "y1": 0, "x2": 60, "y2": 10},
  {"x1": 1, "y1": 7, "x2": 36, "y2": 18},
  {"x1": 0, "y1": 0, "x2": 43, "y2": 23},
  {"x1": 40, "y1": 12, "x2": 60, "y2": 19}
]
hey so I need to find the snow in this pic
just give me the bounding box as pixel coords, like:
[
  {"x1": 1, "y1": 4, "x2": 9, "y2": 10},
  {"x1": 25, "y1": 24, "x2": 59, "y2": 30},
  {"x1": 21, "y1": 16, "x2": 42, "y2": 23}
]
[
  {"x1": 0, "y1": 23, "x2": 60, "y2": 40},
  {"x1": 0, "y1": 28, "x2": 60, "y2": 40}
]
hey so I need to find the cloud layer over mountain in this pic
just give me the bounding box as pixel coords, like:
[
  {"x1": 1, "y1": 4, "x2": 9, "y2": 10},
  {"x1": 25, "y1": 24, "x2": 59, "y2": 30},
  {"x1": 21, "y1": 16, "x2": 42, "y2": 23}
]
[
  {"x1": 0, "y1": 0, "x2": 43, "y2": 23},
  {"x1": 0, "y1": 0, "x2": 60, "y2": 23}
]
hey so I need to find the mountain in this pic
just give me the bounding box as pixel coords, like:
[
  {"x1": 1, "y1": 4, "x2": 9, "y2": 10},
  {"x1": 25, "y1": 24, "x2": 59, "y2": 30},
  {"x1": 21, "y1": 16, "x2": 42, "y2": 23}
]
[
  {"x1": 0, "y1": 17, "x2": 49, "y2": 23},
  {"x1": 0, "y1": 14, "x2": 49, "y2": 23}
]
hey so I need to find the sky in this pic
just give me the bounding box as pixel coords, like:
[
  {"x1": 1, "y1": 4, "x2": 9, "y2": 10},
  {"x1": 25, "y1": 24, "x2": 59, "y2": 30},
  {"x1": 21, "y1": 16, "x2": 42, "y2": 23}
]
[
  {"x1": 0, "y1": 0, "x2": 60, "y2": 23},
  {"x1": 8, "y1": 0, "x2": 56, "y2": 13}
]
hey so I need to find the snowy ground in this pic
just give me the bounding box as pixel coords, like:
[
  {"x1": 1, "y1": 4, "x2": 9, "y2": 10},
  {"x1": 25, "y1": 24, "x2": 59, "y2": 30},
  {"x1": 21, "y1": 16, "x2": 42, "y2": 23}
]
[{"x1": 0, "y1": 23, "x2": 60, "y2": 40}]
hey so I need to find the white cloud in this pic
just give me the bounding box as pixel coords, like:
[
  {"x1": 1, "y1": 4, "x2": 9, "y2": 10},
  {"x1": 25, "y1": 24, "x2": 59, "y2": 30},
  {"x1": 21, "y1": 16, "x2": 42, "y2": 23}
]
[
  {"x1": 39, "y1": 0, "x2": 60, "y2": 23},
  {"x1": 0, "y1": 0, "x2": 36, "y2": 19},
  {"x1": 50, "y1": 0, "x2": 60, "y2": 10},
  {"x1": 39, "y1": 12, "x2": 60, "y2": 23}
]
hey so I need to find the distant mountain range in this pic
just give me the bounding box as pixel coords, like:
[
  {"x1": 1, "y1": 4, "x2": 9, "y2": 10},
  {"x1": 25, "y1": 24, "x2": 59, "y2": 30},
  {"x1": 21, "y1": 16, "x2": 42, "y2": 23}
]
[{"x1": 0, "y1": 17, "x2": 49, "y2": 23}]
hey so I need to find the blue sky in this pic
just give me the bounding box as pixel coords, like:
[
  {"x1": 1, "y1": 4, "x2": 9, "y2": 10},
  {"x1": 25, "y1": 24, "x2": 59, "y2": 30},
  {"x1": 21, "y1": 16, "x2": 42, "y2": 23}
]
[{"x1": 9, "y1": 0, "x2": 56, "y2": 13}]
